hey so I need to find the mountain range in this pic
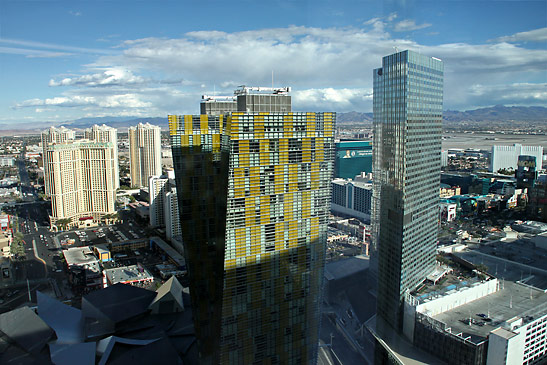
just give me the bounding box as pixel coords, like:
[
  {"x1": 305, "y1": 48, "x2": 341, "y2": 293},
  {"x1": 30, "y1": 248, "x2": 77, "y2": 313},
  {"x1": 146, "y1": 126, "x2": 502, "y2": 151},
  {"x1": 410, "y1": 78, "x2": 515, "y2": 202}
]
[{"x1": 1, "y1": 105, "x2": 545, "y2": 134}]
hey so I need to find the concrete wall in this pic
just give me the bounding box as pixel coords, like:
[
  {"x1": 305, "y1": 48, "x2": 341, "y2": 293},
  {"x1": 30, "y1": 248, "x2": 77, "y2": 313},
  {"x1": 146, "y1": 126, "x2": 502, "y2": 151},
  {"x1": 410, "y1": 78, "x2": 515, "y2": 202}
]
[
  {"x1": 416, "y1": 279, "x2": 499, "y2": 316},
  {"x1": 487, "y1": 328, "x2": 525, "y2": 365},
  {"x1": 331, "y1": 203, "x2": 371, "y2": 222},
  {"x1": 533, "y1": 232, "x2": 547, "y2": 251}
]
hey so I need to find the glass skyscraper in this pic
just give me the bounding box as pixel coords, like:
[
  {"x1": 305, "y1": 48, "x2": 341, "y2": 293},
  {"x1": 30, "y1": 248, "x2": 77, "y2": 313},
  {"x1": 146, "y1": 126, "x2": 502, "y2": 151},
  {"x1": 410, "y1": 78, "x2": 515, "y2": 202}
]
[
  {"x1": 169, "y1": 87, "x2": 334, "y2": 364},
  {"x1": 372, "y1": 50, "x2": 443, "y2": 329}
]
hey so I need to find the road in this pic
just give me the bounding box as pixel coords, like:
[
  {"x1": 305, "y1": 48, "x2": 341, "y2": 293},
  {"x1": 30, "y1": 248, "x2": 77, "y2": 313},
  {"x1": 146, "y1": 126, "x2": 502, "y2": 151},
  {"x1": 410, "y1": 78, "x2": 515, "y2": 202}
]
[
  {"x1": 11, "y1": 150, "x2": 59, "y2": 281},
  {"x1": 319, "y1": 312, "x2": 372, "y2": 365}
]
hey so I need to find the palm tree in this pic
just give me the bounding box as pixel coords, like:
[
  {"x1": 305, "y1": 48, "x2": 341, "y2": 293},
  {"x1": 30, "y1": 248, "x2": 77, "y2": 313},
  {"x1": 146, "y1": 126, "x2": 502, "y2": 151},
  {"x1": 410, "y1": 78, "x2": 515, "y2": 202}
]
[
  {"x1": 103, "y1": 213, "x2": 119, "y2": 224},
  {"x1": 56, "y1": 218, "x2": 72, "y2": 231}
]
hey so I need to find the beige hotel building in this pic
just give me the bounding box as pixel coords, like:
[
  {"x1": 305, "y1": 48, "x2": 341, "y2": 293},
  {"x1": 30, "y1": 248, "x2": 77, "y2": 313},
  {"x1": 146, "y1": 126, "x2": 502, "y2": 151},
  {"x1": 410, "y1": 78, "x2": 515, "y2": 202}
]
[
  {"x1": 128, "y1": 123, "x2": 162, "y2": 188},
  {"x1": 42, "y1": 126, "x2": 118, "y2": 231}
]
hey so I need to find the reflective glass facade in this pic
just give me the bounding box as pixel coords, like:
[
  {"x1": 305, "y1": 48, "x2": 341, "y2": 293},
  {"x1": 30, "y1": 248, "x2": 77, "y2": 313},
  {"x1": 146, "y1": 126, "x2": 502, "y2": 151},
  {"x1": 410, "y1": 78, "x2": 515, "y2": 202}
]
[
  {"x1": 372, "y1": 50, "x2": 443, "y2": 328},
  {"x1": 169, "y1": 109, "x2": 334, "y2": 364}
]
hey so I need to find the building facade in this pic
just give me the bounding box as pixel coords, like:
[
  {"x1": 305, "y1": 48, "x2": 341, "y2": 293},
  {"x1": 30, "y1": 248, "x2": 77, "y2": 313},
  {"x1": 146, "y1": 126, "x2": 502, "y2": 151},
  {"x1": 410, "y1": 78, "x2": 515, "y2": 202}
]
[
  {"x1": 128, "y1": 123, "x2": 162, "y2": 188},
  {"x1": 441, "y1": 150, "x2": 449, "y2": 167},
  {"x1": 331, "y1": 178, "x2": 373, "y2": 222},
  {"x1": 334, "y1": 140, "x2": 373, "y2": 179},
  {"x1": 149, "y1": 174, "x2": 171, "y2": 228},
  {"x1": 41, "y1": 126, "x2": 75, "y2": 196},
  {"x1": 42, "y1": 127, "x2": 117, "y2": 231},
  {"x1": 516, "y1": 155, "x2": 538, "y2": 189},
  {"x1": 0, "y1": 157, "x2": 15, "y2": 167},
  {"x1": 164, "y1": 189, "x2": 181, "y2": 242},
  {"x1": 84, "y1": 124, "x2": 119, "y2": 189},
  {"x1": 372, "y1": 50, "x2": 443, "y2": 329},
  {"x1": 169, "y1": 87, "x2": 334, "y2": 364},
  {"x1": 200, "y1": 95, "x2": 237, "y2": 115},
  {"x1": 490, "y1": 144, "x2": 543, "y2": 173},
  {"x1": 148, "y1": 170, "x2": 181, "y2": 243}
]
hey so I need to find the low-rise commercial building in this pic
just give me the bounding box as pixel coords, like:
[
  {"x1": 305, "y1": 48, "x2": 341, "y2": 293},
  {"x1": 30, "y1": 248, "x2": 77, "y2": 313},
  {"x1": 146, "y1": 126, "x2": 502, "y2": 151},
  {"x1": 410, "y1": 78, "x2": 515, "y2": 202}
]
[
  {"x1": 104, "y1": 264, "x2": 154, "y2": 287},
  {"x1": 63, "y1": 246, "x2": 102, "y2": 289},
  {"x1": 403, "y1": 277, "x2": 547, "y2": 365},
  {"x1": 0, "y1": 157, "x2": 15, "y2": 167}
]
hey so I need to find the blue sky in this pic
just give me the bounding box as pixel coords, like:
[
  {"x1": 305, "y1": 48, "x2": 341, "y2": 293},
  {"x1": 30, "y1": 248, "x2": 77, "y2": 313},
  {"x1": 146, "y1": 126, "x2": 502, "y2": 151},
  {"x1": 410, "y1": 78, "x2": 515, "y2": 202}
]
[{"x1": 1, "y1": 0, "x2": 546, "y2": 128}]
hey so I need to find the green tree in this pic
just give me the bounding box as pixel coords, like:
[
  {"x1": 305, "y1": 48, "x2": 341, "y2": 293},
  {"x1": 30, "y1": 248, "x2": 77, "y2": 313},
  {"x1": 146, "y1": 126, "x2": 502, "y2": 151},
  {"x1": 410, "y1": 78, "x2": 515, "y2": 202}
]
[
  {"x1": 497, "y1": 168, "x2": 515, "y2": 176},
  {"x1": 56, "y1": 218, "x2": 72, "y2": 231},
  {"x1": 103, "y1": 212, "x2": 119, "y2": 223},
  {"x1": 10, "y1": 232, "x2": 26, "y2": 259}
]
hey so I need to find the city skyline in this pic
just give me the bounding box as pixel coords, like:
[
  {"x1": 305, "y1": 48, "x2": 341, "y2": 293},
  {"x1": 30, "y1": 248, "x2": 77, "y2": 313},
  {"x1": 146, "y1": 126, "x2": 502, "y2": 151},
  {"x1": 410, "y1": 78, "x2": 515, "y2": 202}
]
[{"x1": 1, "y1": 1, "x2": 546, "y2": 128}]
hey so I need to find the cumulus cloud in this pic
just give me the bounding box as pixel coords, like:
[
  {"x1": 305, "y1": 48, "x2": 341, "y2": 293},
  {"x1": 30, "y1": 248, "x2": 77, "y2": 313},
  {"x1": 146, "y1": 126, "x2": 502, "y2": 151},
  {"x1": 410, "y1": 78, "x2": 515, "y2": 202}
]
[
  {"x1": 393, "y1": 20, "x2": 432, "y2": 32},
  {"x1": 96, "y1": 26, "x2": 404, "y2": 90},
  {"x1": 49, "y1": 69, "x2": 146, "y2": 87},
  {"x1": 386, "y1": 13, "x2": 398, "y2": 22},
  {"x1": 14, "y1": 94, "x2": 151, "y2": 109},
  {"x1": 9, "y1": 21, "x2": 547, "y2": 119},
  {"x1": 293, "y1": 88, "x2": 372, "y2": 111},
  {"x1": 494, "y1": 27, "x2": 547, "y2": 43},
  {"x1": 469, "y1": 83, "x2": 547, "y2": 105}
]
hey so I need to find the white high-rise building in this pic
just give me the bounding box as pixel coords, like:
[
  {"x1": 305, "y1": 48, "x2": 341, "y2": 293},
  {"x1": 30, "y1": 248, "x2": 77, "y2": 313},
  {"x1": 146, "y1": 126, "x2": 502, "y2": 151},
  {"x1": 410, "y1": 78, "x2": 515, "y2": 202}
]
[
  {"x1": 149, "y1": 170, "x2": 180, "y2": 241},
  {"x1": 149, "y1": 171, "x2": 173, "y2": 228},
  {"x1": 84, "y1": 124, "x2": 119, "y2": 188},
  {"x1": 441, "y1": 150, "x2": 449, "y2": 167},
  {"x1": 41, "y1": 126, "x2": 117, "y2": 231},
  {"x1": 490, "y1": 144, "x2": 543, "y2": 173},
  {"x1": 165, "y1": 188, "x2": 181, "y2": 242},
  {"x1": 129, "y1": 123, "x2": 162, "y2": 188}
]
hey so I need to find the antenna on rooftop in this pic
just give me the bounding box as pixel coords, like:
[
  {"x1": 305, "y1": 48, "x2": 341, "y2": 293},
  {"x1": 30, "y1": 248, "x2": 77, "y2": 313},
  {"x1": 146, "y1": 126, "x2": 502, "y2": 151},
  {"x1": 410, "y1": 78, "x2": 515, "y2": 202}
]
[
  {"x1": 394, "y1": 46, "x2": 399, "y2": 53},
  {"x1": 271, "y1": 70, "x2": 274, "y2": 89}
]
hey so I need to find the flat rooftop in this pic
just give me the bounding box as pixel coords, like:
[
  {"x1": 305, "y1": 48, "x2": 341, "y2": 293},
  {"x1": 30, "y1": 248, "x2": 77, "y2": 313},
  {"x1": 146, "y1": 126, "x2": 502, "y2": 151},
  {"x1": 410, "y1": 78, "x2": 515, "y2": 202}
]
[
  {"x1": 433, "y1": 281, "x2": 547, "y2": 344},
  {"x1": 324, "y1": 255, "x2": 369, "y2": 281},
  {"x1": 105, "y1": 264, "x2": 153, "y2": 285},
  {"x1": 455, "y1": 247, "x2": 547, "y2": 291},
  {"x1": 412, "y1": 271, "x2": 479, "y2": 302},
  {"x1": 63, "y1": 246, "x2": 100, "y2": 273},
  {"x1": 512, "y1": 220, "x2": 547, "y2": 234}
]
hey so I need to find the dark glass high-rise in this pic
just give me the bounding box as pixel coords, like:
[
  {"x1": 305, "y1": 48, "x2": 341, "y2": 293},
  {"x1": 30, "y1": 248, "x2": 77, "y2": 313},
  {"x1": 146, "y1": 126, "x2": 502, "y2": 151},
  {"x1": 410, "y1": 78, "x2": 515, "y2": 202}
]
[{"x1": 169, "y1": 87, "x2": 335, "y2": 364}]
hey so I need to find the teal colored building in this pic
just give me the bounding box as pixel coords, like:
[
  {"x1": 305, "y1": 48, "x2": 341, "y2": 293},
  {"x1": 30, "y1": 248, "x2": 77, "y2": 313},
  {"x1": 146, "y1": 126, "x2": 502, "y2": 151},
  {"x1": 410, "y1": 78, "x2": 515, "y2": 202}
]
[{"x1": 334, "y1": 140, "x2": 373, "y2": 179}]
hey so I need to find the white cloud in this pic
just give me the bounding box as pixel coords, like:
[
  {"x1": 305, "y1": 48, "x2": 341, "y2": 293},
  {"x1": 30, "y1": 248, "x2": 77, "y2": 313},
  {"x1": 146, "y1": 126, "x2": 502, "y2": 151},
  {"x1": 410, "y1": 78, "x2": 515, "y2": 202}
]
[
  {"x1": 293, "y1": 88, "x2": 372, "y2": 111},
  {"x1": 386, "y1": 13, "x2": 398, "y2": 22},
  {"x1": 14, "y1": 94, "x2": 151, "y2": 109},
  {"x1": 0, "y1": 38, "x2": 114, "y2": 56},
  {"x1": 8, "y1": 21, "x2": 547, "y2": 122},
  {"x1": 393, "y1": 20, "x2": 432, "y2": 32},
  {"x1": 49, "y1": 69, "x2": 146, "y2": 87},
  {"x1": 0, "y1": 46, "x2": 71, "y2": 58},
  {"x1": 494, "y1": 27, "x2": 547, "y2": 43},
  {"x1": 469, "y1": 83, "x2": 547, "y2": 105}
]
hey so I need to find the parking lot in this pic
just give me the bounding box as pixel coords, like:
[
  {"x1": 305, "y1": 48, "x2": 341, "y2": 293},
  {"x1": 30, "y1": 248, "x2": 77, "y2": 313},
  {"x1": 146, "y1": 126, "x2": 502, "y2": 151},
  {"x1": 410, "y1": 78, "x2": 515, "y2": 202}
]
[{"x1": 55, "y1": 222, "x2": 147, "y2": 248}]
